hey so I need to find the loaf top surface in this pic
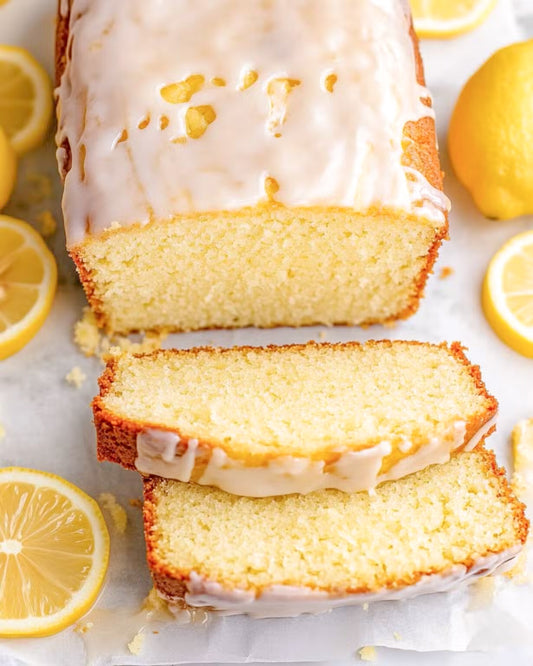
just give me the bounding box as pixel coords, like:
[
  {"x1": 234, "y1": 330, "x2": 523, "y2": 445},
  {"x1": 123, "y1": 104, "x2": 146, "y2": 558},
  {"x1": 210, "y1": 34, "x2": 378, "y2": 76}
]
[{"x1": 56, "y1": 0, "x2": 449, "y2": 246}]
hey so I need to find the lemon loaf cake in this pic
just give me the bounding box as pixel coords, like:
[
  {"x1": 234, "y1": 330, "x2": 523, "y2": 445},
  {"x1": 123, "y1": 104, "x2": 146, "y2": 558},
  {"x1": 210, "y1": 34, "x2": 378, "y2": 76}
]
[
  {"x1": 143, "y1": 447, "x2": 528, "y2": 616},
  {"x1": 94, "y1": 341, "x2": 497, "y2": 496},
  {"x1": 55, "y1": 0, "x2": 449, "y2": 334}
]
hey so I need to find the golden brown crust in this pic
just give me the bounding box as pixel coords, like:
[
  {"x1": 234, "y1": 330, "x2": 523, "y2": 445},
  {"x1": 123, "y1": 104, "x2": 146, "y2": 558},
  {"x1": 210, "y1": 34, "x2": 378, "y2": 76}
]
[
  {"x1": 142, "y1": 446, "x2": 529, "y2": 604},
  {"x1": 56, "y1": 3, "x2": 448, "y2": 335},
  {"x1": 94, "y1": 340, "x2": 497, "y2": 471}
]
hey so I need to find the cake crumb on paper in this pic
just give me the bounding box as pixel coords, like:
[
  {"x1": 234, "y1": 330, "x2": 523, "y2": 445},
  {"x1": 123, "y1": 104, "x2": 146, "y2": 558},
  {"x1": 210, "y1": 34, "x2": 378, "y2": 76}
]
[
  {"x1": 439, "y1": 266, "x2": 454, "y2": 279},
  {"x1": 75, "y1": 621, "x2": 94, "y2": 634},
  {"x1": 127, "y1": 629, "x2": 145, "y2": 655},
  {"x1": 362, "y1": 602, "x2": 369, "y2": 611},
  {"x1": 98, "y1": 492, "x2": 128, "y2": 533},
  {"x1": 0, "y1": 423, "x2": 5, "y2": 440},
  {"x1": 129, "y1": 498, "x2": 143, "y2": 509},
  {"x1": 37, "y1": 210, "x2": 57, "y2": 237},
  {"x1": 74, "y1": 307, "x2": 102, "y2": 357},
  {"x1": 65, "y1": 366, "x2": 86, "y2": 389},
  {"x1": 74, "y1": 307, "x2": 168, "y2": 360},
  {"x1": 506, "y1": 419, "x2": 533, "y2": 583},
  {"x1": 393, "y1": 632, "x2": 402, "y2": 641},
  {"x1": 318, "y1": 329, "x2": 327, "y2": 341},
  {"x1": 358, "y1": 645, "x2": 376, "y2": 662}
]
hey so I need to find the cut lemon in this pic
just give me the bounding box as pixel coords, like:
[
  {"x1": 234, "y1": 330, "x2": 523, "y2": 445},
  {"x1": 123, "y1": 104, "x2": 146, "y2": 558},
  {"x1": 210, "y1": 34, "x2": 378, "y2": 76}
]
[
  {"x1": 411, "y1": 0, "x2": 497, "y2": 38},
  {"x1": 0, "y1": 468, "x2": 110, "y2": 638},
  {"x1": 0, "y1": 45, "x2": 53, "y2": 154},
  {"x1": 0, "y1": 215, "x2": 57, "y2": 360},
  {"x1": 0, "y1": 125, "x2": 16, "y2": 210},
  {"x1": 482, "y1": 231, "x2": 533, "y2": 358}
]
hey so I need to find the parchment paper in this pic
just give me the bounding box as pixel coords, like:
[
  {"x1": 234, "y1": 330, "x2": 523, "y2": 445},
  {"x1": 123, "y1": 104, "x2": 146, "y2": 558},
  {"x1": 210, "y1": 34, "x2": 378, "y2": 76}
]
[{"x1": 1, "y1": 1, "x2": 533, "y2": 664}]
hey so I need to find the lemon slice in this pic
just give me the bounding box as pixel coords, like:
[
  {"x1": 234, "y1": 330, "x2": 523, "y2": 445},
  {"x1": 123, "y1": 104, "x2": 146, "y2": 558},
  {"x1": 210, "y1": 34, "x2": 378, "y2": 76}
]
[
  {"x1": 0, "y1": 468, "x2": 110, "y2": 638},
  {"x1": 0, "y1": 215, "x2": 57, "y2": 360},
  {"x1": 0, "y1": 45, "x2": 53, "y2": 154},
  {"x1": 482, "y1": 231, "x2": 533, "y2": 358},
  {"x1": 411, "y1": 0, "x2": 497, "y2": 38},
  {"x1": 0, "y1": 125, "x2": 16, "y2": 210}
]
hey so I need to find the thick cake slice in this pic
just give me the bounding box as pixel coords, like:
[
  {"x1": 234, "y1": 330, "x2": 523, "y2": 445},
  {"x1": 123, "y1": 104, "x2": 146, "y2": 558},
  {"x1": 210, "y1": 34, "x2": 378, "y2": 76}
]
[
  {"x1": 94, "y1": 341, "x2": 497, "y2": 496},
  {"x1": 143, "y1": 447, "x2": 528, "y2": 616},
  {"x1": 56, "y1": 0, "x2": 448, "y2": 334}
]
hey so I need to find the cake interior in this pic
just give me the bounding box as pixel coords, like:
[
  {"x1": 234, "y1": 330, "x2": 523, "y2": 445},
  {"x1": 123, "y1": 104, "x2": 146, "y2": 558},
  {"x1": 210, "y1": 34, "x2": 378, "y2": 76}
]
[
  {"x1": 101, "y1": 341, "x2": 492, "y2": 462},
  {"x1": 146, "y1": 449, "x2": 525, "y2": 593},
  {"x1": 75, "y1": 206, "x2": 445, "y2": 333}
]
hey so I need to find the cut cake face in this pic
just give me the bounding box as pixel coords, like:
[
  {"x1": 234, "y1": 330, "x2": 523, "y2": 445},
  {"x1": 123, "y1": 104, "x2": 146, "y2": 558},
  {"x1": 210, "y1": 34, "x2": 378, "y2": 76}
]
[
  {"x1": 143, "y1": 447, "x2": 528, "y2": 616},
  {"x1": 56, "y1": 0, "x2": 448, "y2": 333},
  {"x1": 94, "y1": 341, "x2": 497, "y2": 496}
]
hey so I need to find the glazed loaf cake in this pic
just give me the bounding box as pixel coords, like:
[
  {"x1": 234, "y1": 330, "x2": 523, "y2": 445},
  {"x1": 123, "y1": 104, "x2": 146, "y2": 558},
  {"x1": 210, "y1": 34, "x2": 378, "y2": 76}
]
[
  {"x1": 94, "y1": 341, "x2": 497, "y2": 496},
  {"x1": 55, "y1": 0, "x2": 449, "y2": 334},
  {"x1": 143, "y1": 447, "x2": 528, "y2": 616}
]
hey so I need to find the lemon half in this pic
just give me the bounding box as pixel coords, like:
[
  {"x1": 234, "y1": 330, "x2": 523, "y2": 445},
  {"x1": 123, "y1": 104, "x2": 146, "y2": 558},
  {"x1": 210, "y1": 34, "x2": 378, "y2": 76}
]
[
  {"x1": 482, "y1": 231, "x2": 533, "y2": 358},
  {"x1": 0, "y1": 468, "x2": 110, "y2": 637},
  {"x1": 0, "y1": 125, "x2": 16, "y2": 209},
  {"x1": 0, "y1": 215, "x2": 57, "y2": 360},
  {"x1": 411, "y1": 0, "x2": 497, "y2": 38},
  {"x1": 0, "y1": 45, "x2": 53, "y2": 155}
]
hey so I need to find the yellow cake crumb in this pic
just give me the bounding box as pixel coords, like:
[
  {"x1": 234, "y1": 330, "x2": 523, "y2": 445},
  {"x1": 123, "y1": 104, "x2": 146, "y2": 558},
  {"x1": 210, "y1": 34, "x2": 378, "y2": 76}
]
[
  {"x1": 127, "y1": 629, "x2": 145, "y2": 655},
  {"x1": 74, "y1": 307, "x2": 168, "y2": 360},
  {"x1": 36, "y1": 210, "x2": 57, "y2": 237},
  {"x1": 74, "y1": 307, "x2": 102, "y2": 357},
  {"x1": 506, "y1": 419, "x2": 533, "y2": 582},
  {"x1": 142, "y1": 587, "x2": 168, "y2": 614},
  {"x1": 75, "y1": 620, "x2": 94, "y2": 634},
  {"x1": 512, "y1": 419, "x2": 533, "y2": 484},
  {"x1": 318, "y1": 330, "x2": 327, "y2": 341},
  {"x1": 105, "y1": 330, "x2": 169, "y2": 357},
  {"x1": 393, "y1": 632, "x2": 402, "y2": 641},
  {"x1": 141, "y1": 587, "x2": 173, "y2": 622},
  {"x1": 129, "y1": 498, "x2": 143, "y2": 509},
  {"x1": 65, "y1": 366, "x2": 86, "y2": 389},
  {"x1": 98, "y1": 492, "x2": 128, "y2": 533},
  {"x1": 439, "y1": 266, "x2": 454, "y2": 279},
  {"x1": 362, "y1": 602, "x2": 369, "y2": 611},
  {"x1": 358, "y1": 646, "x2": 377, "y2": 662}
]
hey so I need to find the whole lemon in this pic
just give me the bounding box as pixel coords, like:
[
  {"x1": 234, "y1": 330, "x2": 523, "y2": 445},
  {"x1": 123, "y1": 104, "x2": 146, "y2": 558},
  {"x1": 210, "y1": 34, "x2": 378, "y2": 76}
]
[
  {"x1": 0, "y1": 125, "x2": 16, "y2": 210},
  {"x1": 448, "y1": 40, "x2": 533, "y2": 220}
]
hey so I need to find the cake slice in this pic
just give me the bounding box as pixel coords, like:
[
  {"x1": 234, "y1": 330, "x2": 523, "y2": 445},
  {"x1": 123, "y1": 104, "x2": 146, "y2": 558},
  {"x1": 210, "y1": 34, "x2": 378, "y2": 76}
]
[
  {"x1": 56, "y1": 0, "x2": 448, "y2": 334},
  {"x1": 143, "y1": 447, "x2": 528, "y2": 616},
  {"x1": 94, "y1": 341, "x2": 497, "y2": 496}
]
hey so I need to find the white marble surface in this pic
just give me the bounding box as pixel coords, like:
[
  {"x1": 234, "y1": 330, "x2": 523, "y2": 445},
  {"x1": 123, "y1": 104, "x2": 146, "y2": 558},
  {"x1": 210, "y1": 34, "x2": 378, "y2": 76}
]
[{"x1": 1, "y1": 1, "x2": 533, "y2": 665}]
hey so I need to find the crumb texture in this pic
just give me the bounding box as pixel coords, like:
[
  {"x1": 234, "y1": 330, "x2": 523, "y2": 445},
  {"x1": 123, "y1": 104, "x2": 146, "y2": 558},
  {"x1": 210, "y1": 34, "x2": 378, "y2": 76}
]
[
  {"x1": 76, "y1": 210, "x2": 444, "y2": 333},
  {"x1": 145, "y1": 449, "x2": 527, "y2": 593},
  {"x1": 98, "y1": 493, "x2": 128, "y2": 534},
  {"x1": 100, "y1": 341, "x2": 493, "y2": 458}
]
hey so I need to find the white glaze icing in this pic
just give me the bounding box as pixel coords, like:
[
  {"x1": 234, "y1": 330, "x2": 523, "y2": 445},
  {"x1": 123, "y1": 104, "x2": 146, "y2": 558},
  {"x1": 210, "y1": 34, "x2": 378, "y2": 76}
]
[
  {"x1": 162, "y1": 546, "x2": 522, "y2": 618},
  {"x1": 56, "y1": 0, "x2": 450, "y2": 247},
  {"x1": 135, "y1": 416, "x2": 497, "y2": 497}
]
